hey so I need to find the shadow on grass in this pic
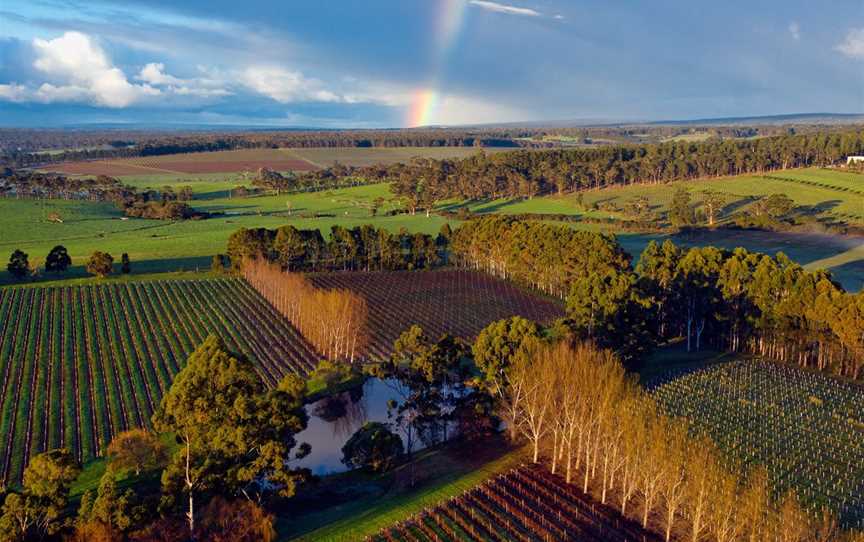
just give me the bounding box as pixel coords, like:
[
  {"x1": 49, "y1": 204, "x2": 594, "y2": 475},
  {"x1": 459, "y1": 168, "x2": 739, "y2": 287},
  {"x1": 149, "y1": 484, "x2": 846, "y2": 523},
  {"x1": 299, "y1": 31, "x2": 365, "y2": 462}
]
[{"x1": 0, "y1": 256, "x2": 214, "y2": 287}]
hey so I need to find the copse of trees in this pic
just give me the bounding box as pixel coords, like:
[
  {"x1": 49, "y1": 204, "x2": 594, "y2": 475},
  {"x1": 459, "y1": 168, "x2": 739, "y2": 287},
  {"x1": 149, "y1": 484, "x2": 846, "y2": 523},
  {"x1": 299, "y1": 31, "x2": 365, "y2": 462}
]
[
  {"x1": 453, "y1": 217, "x2": 864, "y2": 379},
  {"x1": 502, "y1": 339, "x2": 854, "y2": 541},
  {"x1": 227, "y1": 224, "x2": 448, "y2": 273},
  {"x1": 244, "y1": 260, "x2": 369, "y2": 363},
  {"x1": 0, "y1": 170, "x2": 206, "y2": 220},
  {"x1": 389, "y1": 129, "x2": 864, "y2": 204}
]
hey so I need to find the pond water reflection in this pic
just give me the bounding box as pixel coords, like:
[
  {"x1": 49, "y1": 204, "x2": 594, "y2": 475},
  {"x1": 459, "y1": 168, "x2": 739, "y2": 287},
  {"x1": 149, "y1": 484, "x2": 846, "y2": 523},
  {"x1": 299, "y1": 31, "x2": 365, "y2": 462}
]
[{"x1": 294, "y1": 378, "x2": 404, "y2": 475}]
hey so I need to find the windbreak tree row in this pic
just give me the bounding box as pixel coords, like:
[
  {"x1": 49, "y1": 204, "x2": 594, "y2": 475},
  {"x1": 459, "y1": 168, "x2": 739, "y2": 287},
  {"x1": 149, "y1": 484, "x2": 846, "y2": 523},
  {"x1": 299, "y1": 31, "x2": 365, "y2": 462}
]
[
  {"x1": 243, "y1": 259, "x2": 368, "y2": 363},
  {"x1": 227, "y1": 224, "x2": 448, "y2": 273},
  {"x1": 501, "y1": 341, "x2": 860, "y2": 540}
]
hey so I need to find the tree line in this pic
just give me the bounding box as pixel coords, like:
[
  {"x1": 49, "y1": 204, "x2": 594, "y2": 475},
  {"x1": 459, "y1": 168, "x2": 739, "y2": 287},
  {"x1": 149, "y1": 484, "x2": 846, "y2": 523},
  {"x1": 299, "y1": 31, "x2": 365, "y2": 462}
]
[
  {"x1": 388, "y1": 129, "x2": 864, "y2": 206},
  {"x1": 452, "y1": 217, "x2": 864, "y2": 379},
  {"x1": 4, "y1": 123, "x2": 848, "y2": 167},
  {"x1": 226, "y1": 224, "x2": 451, "y2": 273},
  {"x1": 6, "y1": 247, "x2": 130, "y2": 281}
]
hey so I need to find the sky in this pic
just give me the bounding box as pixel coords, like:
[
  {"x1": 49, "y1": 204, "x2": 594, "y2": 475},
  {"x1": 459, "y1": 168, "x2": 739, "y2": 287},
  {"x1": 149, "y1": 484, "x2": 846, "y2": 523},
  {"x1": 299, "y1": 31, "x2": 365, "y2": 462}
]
[{"x1": 0, "y1": 0, "x2": 862, "y2": 128}]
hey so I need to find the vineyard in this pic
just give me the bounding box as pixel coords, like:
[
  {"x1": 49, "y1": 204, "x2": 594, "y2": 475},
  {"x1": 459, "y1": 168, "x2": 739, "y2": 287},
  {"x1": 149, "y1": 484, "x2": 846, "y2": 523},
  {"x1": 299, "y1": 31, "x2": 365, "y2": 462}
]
[
  {"x1": 0, "y1": 279, "x2": 317, "y2": 485},
  {"x1": 308, "y1": 270, "x2": 566, "y2": 359},
  {"x1": 369, "y1": 464, "x2": 660, "y2": 542},
  {"x1": 648, "y1": 360, "x2": 864, "y2": 528}
]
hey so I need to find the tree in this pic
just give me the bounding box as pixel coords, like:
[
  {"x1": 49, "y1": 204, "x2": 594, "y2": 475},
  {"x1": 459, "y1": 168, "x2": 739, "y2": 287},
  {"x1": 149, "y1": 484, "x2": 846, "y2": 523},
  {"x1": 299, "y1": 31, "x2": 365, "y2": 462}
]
[
  {"x1": 121, "y1": 253, "x2": 131, "y2": 274},
  {"x1": 7, "y1": 250, "x2": 28, "y2": 280},
  {"x1": 668, "y1": 187, "x2": 695, "y2": 228},
  {"x1": 0, "y1": 449, "x2": 80, "y2": 541},
  {"x1": 153, "y1": 336, "x2": 309, "y2": 538},
  {"x1": 341, "y1": 422, "x2": 404, "y2": 473},
  {"x1": 107, "y1": 429, "x2": 168, "y2": 476},
  {"x1": 86, "y1": 251, "x2": 114, "y2": 278},
  {"x1": 701, "y1": 189, "x2": 726, "y2": 227},
  {"x1": 76, "y1": 470, "x2": 137, "y2": 537},
  {"x1": 472, "y1": 317, "x2": 541, "y2": 439},
  {"x1": 45, "y1": 245, "x2": 71, "y2": 273}
]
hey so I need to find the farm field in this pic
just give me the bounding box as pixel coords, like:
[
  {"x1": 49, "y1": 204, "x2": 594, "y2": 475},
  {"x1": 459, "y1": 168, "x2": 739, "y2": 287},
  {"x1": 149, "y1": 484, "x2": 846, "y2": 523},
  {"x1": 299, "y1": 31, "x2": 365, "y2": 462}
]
[
  {"x1": 0, "y1": 184, "x2": 451, "y2": 285},
  {"x1": 370, "y1": 464, "x2": 659, "y2": 542},
  {"x1": 36, "y1": 146, "x2": 513, "y2": 175},
  {"x1": 647, "y1": 360, "x2": 864, "y2": 528},
  {"x1": 309, "y1": 270, "x2": 566, "y2": 359},
  {"x1": 458, "y1": 167, "x2": 864, "y2": 224},
  {"x1": 3, "y1": 168, "x2": 864, "y2": 291},
  {"x1": 0, "y1": 278, "x2": 317, "y2": 485}
]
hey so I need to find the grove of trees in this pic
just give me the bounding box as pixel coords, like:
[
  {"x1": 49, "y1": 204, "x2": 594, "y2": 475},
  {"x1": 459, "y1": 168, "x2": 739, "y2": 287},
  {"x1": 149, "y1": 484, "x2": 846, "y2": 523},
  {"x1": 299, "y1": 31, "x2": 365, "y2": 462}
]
[
  {"x1": 452, "y1": 217, "x2": 864, "y2": 379},
  {"x1": 227, "y1": 224, "x2": 448, "y2": 273}
]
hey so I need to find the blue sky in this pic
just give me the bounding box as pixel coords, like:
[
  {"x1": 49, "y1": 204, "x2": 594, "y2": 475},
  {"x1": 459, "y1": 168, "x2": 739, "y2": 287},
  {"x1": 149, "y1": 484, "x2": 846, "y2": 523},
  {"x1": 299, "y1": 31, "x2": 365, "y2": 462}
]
[{"x1": 0, "y1": 0, "x2": 862, "y2": 128}]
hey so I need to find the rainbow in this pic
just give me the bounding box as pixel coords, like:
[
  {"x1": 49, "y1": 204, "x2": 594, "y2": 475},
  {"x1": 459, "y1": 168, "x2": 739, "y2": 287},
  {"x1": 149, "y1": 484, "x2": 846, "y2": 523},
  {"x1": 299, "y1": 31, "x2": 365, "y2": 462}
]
[{"x1": 406, "y1": 0, "x2": 469, "y2": 127}]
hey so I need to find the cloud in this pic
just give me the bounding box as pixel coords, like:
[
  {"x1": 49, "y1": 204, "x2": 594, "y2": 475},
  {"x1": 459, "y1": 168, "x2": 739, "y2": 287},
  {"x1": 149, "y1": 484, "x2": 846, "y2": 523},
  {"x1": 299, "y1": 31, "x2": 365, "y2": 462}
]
[
  {"x1": 468, "y1": 1, "x2": 541, "y2": 17},
  {"x1": 835, "y1": 28, "x2": 864, "y2": 59},
  {"x1": 240, "y1": 66, "x2": 342, "y2": 103},
  {"x1": 31, "y1": 31, "x2": 158, "y2": 107},
  {"x1": 788, "y1": 22, "x2": 800, "y2": 41},
  {"x1": 136, "y1": 63, "x2": 232, "y2": 97}
]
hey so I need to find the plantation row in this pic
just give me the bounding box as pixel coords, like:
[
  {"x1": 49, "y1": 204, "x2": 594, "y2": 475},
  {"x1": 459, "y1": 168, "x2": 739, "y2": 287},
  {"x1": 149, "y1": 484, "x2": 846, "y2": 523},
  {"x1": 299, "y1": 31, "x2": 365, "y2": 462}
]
[
  {"x1": 0, "y1": 279, "x2": 317, "y2": 485},
  {"x1": 369, "y1": 464, "x2": 659, "y2": 542},
  {"x1": 648, "y1": 360, "x2": 864, "y2": 528},
  {"x1": 309, "y1": 270, "x2": 565, "y2": 359}
]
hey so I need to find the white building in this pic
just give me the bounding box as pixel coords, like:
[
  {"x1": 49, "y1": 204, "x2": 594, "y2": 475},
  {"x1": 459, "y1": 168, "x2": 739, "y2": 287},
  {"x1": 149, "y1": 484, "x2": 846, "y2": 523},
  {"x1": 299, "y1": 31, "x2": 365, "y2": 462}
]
[{"x1": 847, "y1": 156, "x2": 864, "y2": 165}]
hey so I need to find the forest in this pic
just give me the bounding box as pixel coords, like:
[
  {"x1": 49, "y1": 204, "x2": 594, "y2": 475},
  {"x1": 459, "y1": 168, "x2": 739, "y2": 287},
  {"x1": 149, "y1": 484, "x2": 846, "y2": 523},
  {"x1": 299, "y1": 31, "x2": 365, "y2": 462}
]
[{"x1": 389, "y1": 129, "x2": 864, "y2": 206}]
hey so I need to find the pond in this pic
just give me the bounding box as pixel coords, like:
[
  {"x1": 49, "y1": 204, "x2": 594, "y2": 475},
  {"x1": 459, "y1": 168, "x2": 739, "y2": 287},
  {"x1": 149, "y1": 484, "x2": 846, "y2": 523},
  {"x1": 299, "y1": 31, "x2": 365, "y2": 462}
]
[{"x1": 294, "y1": 378, "x2": 407, "y2": 475}]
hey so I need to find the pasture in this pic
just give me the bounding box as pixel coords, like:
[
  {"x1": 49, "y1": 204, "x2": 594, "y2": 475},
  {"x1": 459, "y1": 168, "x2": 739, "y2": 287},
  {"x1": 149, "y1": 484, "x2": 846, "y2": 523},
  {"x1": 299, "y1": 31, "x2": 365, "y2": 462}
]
[
  {"x1": 3, "y1": 167, "x2": 864, "y2": 291},
  {"x1": 648, "y1": 359, "x2": 864, "y2": 528}
]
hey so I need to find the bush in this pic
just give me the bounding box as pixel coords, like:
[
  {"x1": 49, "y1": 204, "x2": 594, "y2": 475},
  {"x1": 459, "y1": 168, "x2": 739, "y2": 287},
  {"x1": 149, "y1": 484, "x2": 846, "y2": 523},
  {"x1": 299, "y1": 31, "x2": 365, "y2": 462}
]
[
  {"x1": 45, "y1": 245, "x2": 71, "y2": 273},
  {"x1": 341, "y1": 422, "x2": 403, "y2": 473},
  {"x1": 6, "y1": 249, "x2": 28, "y2": 280},
  {"x1": 86, "y1": 251, "x2": 114, "y2": 278}
]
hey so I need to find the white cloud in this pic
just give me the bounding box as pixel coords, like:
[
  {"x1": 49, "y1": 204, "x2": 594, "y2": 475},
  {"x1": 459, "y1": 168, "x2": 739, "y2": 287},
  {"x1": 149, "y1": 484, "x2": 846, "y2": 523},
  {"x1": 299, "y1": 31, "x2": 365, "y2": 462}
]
[
  {"x1": 835, "y1": 28, "x2": 864, "y2": 59},
  {"x1": 0, "y1": 83, "x2": 31, "y2": 103},
  {"x1": 469, "y1": 1, "x2": 541, "y2": 17},
  {"x1": 32, "y1": 31, "x2": 158, "y2": 107},
  {"x1": 788, "y1": 22, "x2": 800, "y2": 41},
  {"x1": 240, "y1": 66, "x2": 342, "y2": 103},
  {"x1": 136, "y1": 63, "x2": 232, "y2": 97}
]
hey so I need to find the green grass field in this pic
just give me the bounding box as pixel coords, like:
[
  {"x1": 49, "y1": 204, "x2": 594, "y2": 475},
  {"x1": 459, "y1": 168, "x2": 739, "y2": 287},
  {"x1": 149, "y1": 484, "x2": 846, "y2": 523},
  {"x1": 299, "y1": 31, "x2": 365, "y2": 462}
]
[
  {"x1": 2, "y1": 167, "x2": 862, "y2": 290},
  {"x1": 0, "y1": 184, "x2": 451, "y2": 285}
]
